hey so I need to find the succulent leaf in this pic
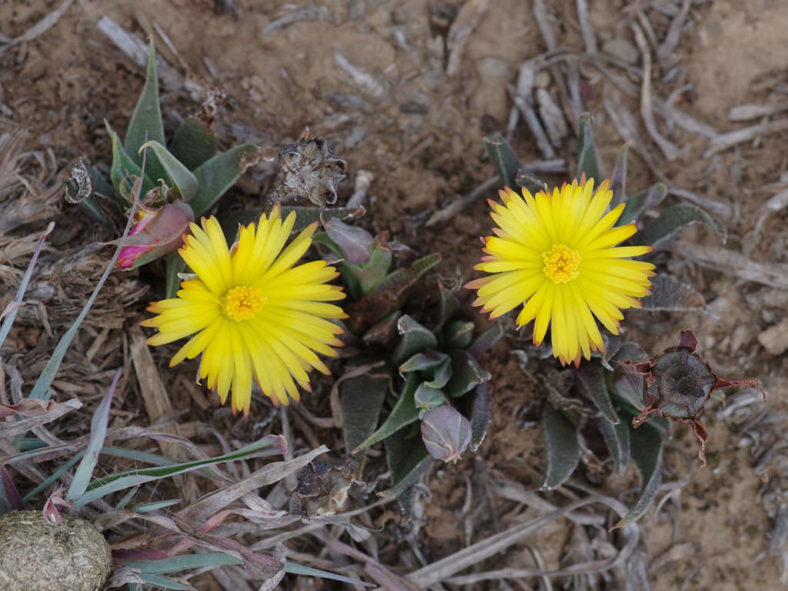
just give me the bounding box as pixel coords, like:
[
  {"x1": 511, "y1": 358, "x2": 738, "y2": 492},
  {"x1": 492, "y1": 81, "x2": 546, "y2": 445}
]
[
  {"x1": 483, "y1": 133, "x2": 522, "y2": 189},
  {"x1": 353, "y1": 375, "x2": 420, "y2": 453},
  {"x1": 340, "y1": 374, "x2": 389, "y2": 456},
  {"x1": 189, "y1": 144, "x2": 260, "y2": 216},
  {"x1": 138, "y1": 141, "x2": 199, "y2": 201},
  {"x1": 393, "y1": 315, "x2": 438, "y2": 366},
  {"x1": 618, "y1": 182, "x2": 667, "y2": 226},
  {"x1": 170, "y1": 118, "x2": 218, "y2": 170},
  {"x1": 574, "y1": 362, "x2": 619, "y2": 424},
  {"x1": 446, "y1": 350, "x2": 491, "y2": 397},
  {"x1": 541, "y1": 403, "x2": 580, "y2": 490},
  {"x1": 609, "y1": 142, "x2": 629, "y2": 208},
  {"x1": 595, "y1": 414, "x2": 631, "y2": 475},
  {"x1": 639, "y1": 203, "x2": 726, "y2": 250},
  {"x1": 107, "y1": 124, "x2": 154, "y2": 202},
  {"x1": 641, "y1": 273, "x2": 706, "y2": 312},
  {"x1": 613, "y1": 419, "x2": 663, "y2": 528},
  {"x1": 576, "y1": 113, "x2": 601, "y2": 183},
  {"x1": 469, "y1": 384, "x2": 491, "y2": 452}
]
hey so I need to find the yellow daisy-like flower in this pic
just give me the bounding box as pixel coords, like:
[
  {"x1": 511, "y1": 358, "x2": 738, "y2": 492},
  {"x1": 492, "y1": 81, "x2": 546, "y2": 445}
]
[
  {"x1": 466, "y1": 178, "x2": 655, "y2": 366},
  {"x1": 141, "y1": 206, "x2": 346, "y2": 416}
]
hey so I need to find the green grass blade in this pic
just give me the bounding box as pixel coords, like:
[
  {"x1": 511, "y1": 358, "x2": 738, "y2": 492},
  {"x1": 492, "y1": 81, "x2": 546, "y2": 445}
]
[
  {"x1": 283, "y1": 562, "x2": 375, "y2": 587},
  {"x1": 23, "y1": 450, "x2": 84, "y2": 502},
  {"x1": 67, "y1": 368, "x2": 122, "y2": 502},
  {"x1": 131, "y1": 499, "x2": 181, "y2": 513},
  {"x1": 125, "y1": 553, "x2": 242, "y2": 575}
]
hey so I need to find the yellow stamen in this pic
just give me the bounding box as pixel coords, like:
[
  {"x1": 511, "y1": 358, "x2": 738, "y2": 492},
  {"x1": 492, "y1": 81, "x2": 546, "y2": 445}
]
[
  {"x1": 222, "y1": 286, "x2": 267, "y2": 321},
  {"x1": 542, "y1": 244, "x2": 581, "y2": 284}
]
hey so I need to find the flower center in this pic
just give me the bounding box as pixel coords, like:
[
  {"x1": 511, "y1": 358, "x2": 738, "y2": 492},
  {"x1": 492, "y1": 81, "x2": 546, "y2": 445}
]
[
  {"x1": 222, "y1": 286, "x2": 267, "y2": 321},
  {"x1": 542, "y1": 244, "x2": 581, "y2": 284}
]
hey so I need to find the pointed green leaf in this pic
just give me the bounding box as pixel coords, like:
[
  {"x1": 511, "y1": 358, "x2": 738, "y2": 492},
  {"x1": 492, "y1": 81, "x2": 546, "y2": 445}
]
[
  {"x1": 468, "y1": 323, "x2": 504, "y2": 358},
  {"x1": 541, "y1": 403, "x2": 580, "y2": 490},
  {"x1": 609, "y1": 143, "x2": 629, "y2": 208},
  {"x1": 170, "y1": 118, "x2": 217, "y2": 170},
  {"x1": 446, "y1": 350, "x2": 491, "y2": 397},
  {"x1": 107, "y1": 124, "x2": 154, "y2": 202},
  {"x1": 139, "y1": 140, "x2": 199, "y2": 201},
  {"x1": 469, "y1": 384, "x2": 490, "y2": 452},
  {"x1": 399, "y1": 351, "x2": 448, "y2": 374},
  {"x1": 618, "y1": 182, "x2": 667, "y2": 226},
  {"x1": 393, "y1": 315, "x2": 438, "y2": 366},
  {"x1": 353, "y1": 375, "x2": 420, "y2": 452},
  {"x1": 282, "y1": 562, "x2": 374, "y2": 587},
  {"x1": 165, "y1": 252, "x2": 186, "y2": 299},
  {"x1": 484, "y1": 133, "x2": 522, "y2": 188},
  {"x1": 413, "y1": 383, "x2": 447, "y2": 410},
  {"x1": 596, "y1": 415, "x2": 630, "y2": 475},
  {"x1": 613, "y1": 420, "x2": 663, "y2": 527},
  {"x1": 641, "y1": 273, "x2": 706, "y2": 312},
  {"x1": 515, "y1": 168, "x2": 547, "y2": 195},
  {"x1": 639, "y1": 203, "x2": 726, "y2": 250},
  {"x1": 423, "y1": 357, "x2": 452, "y2": 389},
  {"x1": 124, "y1": 40, "x2": 167, "y2": 182},
  {"x1": 576, "y1": 113, "x2": 601, "y2": 183},
  {"x1": 438, "y1": 284, "x2": 461, "y2": 328},
  {"x1": 341, "y1": 374, "x2": 388, "y2": 454},
  {"x1": 444, "y1": 320, "x2": 475, "y2": 348},
  {"x1": 574, "y1": 363, "x2": 619, "y2": 424},
  {"x1": 189, "y1": 144, "x2": 261, "y2": 216},
  {"x1": 381, "y1": 426, "x2": 432, "y2": 501}
]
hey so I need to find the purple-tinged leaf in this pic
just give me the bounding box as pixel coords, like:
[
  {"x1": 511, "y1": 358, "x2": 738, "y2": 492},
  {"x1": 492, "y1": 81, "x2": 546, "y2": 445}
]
[{"x1": 421, "y1": 405, "x2": 471, "y2": 463}]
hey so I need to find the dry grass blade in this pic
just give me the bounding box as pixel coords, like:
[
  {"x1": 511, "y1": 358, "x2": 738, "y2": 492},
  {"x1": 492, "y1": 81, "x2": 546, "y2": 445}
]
[
  {"x1": 632, "y1": 24, "x2": 681, "y2": 161},
  {"x1": 0, "y1": 399, "x2": 82, "y2": 438},
  {"x1": 425, "y1": 176, "x2": 499, "y2": 227},
  {"x1": 178, "y1": 445, "x2": 328, "y2": 523},
  {"x1": 704, "y1": 119, "x2": 788, "y2": 157},
  {"x1": 0, "y1": 0, "x2": 73, "y2": 54},
  {"x1": 668, "y1": 241, "x2": 788, "y2": 289},
  {"x1": 405, "y1": 495, "x2": 638, "y2": 587},
  {"x1": 576, "y1": 0, "x2": 597, "y2": 55}
]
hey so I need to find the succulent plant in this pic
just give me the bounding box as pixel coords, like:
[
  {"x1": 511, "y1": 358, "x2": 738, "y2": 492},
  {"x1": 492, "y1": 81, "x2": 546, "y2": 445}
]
[
  {"x1": 481, "y1": 114, "x2": 754, "y2": 525},
  {"x1": 319, "y1": 218, "x2": 500, "y2": 510},
  {"x1": 65, "y1": 41, "x2": 260, "y2": 279}
]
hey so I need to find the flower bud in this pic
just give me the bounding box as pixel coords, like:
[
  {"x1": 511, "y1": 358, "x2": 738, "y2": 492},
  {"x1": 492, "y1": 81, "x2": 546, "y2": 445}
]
[
  {"x1": 118, "y1": 201, "x2": 194, "y2": 269},
  {"x1": 420, "y1": 404, "x2": 471, "y2": 463}
]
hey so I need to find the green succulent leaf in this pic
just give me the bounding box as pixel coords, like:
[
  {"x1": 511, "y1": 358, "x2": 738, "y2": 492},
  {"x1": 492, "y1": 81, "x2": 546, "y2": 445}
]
[
  {"x1": 438, "y1": 284, "x2": 461, "y2": 328},
  {"x1": 641, "y1": 273, "x2": 706, "y2": 312},
  {"x1": 541, "y1": 403, "x2": 580, "y2": 490},
  {"x1": 639, "y1": 203, "x2": 726, "y2": 250},
  {"x1": 341, "y1": 374, "x2": 389, "y2": 454},
  {"x1": 399, "y1": 351, "x2": 449, "y2": 374},
  {"x1": 393, "y1": 315, "x2": 438, "y2": 366},
  {"x1": 595, "y1": 415, "x2": 630, "y2": 475},
  {"x1": 381, "y1": 426, "x2": 432, "y2": 503},
  {"x1": 469, "y1": 384, "x2": 490, "y2": 452},
  {"x1": 107, "y1": 123, "x2": 154, "y2": 202},
  {"x1": 165, "y1": 252, "x2": 186, "y2": 299},
  {"x1": 414, "y1": 383, "x2": 448, "y2": 410},
  {"x1": 468, "y1": 323, "x2": 503, "y2": 358},
  {"x1": 484, "y1": 133, "x2": 522, "y2": 188},
  {"x1": 170, "y1": 118, "x2": 218, "y2": 170},
  {"x1": 139, "y1": 140, "x2": 199, "y2": 201},
  {"x1": 515, "y1": 168, "x2": 547, "y2": 195},
  {"x1": 444, "y1": 320, "x2": 475, "y2": 348},
  {"x1": 353, "y1": 375, "x2": 420, "y2": 452},
  {"x1": 124, "y1": 40, "x2": 167, "y2": 182},
  {"x1": 189, "y1": 144, "x2": 260, "y2": 216},
  {"x1": 577, "y1": 113, "x2": 601, "y2": 184},
  {"x1": 618, "y1": 182, "x2": 667, "y2": 226},
  {"x1": 447, "y1": 350, "x2": 491, "y2": 397},
  {"x1": 574, "y1": 362, "x2": 619, "y2": 424},
  {"x1": 609, "y1": 143, "x2": 629, "y2": 208},
  {"x1": 613, "y1": 419, "x2": 663, "y2": 528}
]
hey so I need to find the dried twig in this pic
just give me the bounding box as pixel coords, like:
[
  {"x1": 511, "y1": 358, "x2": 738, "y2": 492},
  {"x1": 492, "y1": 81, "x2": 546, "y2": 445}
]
[
  {"x1": 704, "y1": 119, "x2": 788, "y2": 157},
  {"x1": 657, "y1": 0, "x2": 692, "y2": 65},
  {"x1": 332, "y1": 50, "x2": 385, "y2": 98},
  {"x1": 446, "y1": 0, "x2": 490, "y2": 76},
  {"x1": 0, "y1": 0, "x2": 73, "y2": 54},
  {"x1": 404, "y1": 495, "x2": 638, "y2": 587},
  {"x1": 667, "y1": 241, "x2": 788, "y2": 289},
  {"x1": 632, "y1": 24, "x2": 681, "y2": 161},
  {"x1": 729, "y1": 102, "x2": 788, "y2": 121},
  {"x1": 575, "y1": 0, "x2": 598, "y2": 55},
  {"x1": 507, "y1": 83, "x2": 556, "y2": 159}
]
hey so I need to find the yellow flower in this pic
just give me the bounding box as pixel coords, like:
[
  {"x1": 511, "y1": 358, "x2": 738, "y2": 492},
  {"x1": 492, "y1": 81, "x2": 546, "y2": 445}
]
[
  {"x1": 466, "y1": 178, "x2": 655, "y2": 366},
  {"x1": 141, "y1": 206, "x2": 346, "y2": 416}
]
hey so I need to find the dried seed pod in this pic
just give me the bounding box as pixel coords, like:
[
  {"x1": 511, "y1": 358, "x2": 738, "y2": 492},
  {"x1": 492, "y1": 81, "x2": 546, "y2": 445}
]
[{"x1": 630, "y1": 329, "x2": 766, "y2": 464}]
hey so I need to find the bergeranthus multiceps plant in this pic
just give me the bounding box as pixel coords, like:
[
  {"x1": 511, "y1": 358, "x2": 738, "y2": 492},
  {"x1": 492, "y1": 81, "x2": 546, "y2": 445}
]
[
  {"x1": 466, "y1": 177, "x2": 655, "y2": 366},
  {"x1": 142, "y1": 206, "x2": 346, "y2": 415}
]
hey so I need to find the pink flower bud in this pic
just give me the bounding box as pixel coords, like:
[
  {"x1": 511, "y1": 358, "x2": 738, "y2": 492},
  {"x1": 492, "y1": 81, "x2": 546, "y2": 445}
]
[
  {"x1": 323, "y1": 217, "x2": 376, "y2": 264},
  {"x1": 118, "y1": 202, "x2": 194, "y2": 269}
]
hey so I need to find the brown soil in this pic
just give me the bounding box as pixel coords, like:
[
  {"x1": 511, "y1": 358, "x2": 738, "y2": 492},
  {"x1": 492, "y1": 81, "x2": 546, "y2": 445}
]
[{"x1": 1, "y1": 0, "x2": 786, "y2": 590}]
